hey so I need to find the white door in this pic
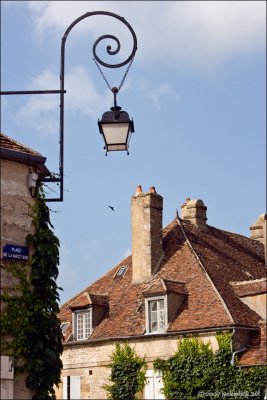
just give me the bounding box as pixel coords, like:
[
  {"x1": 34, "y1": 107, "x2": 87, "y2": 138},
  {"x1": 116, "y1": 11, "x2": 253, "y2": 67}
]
[{"x1": 144, "y1": 370, "x2": 165, "y2": 399}]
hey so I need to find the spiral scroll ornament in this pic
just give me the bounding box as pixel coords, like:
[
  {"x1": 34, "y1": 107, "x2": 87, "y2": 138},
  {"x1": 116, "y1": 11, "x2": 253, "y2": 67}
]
[{"x1": 92, "y1": 24, "x2": 137, "y2": 69}]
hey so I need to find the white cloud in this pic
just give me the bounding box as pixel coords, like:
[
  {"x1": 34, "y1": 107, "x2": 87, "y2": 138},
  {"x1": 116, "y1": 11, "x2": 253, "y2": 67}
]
[
  {"x1": 27, "y1": 1, "x2": 125, "y2": 38},
  {"x1": 15, "y1": 66, "x2": 175, "y2": 134},
  {"x1": 16, "y1": 69, "x2": 59, "y2": 135},
  {"x1": 64, "y1": 65, "x2": 109, "y2": 118},
  {"x1": 25, "y1": 1, "x2": 265, "y2": 71},
  {"x1": 124, "y1": 248, "x2": 131, "y2": 258},
  {"x1": 16, "y1": 65, "x2": 110, "y2": 135},
  {"x1": 134, "y1": 79, "x2": 180, "y2": 109},
  {"x1": 12, "y1": 0, "x2": 265, "y2": 135}
]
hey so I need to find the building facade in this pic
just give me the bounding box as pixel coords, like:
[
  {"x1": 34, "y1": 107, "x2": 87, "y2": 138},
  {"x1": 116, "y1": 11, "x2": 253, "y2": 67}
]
[
  {"x1": 56, "y1": 186, "x2": 266, "y2": 399},
  {"x1": 0, "y1": 133, "x2": 49, "y2": 399}
]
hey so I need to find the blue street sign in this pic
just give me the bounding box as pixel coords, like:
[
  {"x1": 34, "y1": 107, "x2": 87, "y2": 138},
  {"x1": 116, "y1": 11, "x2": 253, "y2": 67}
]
[{"x1": 3, "y1": 244, "x2": 29, "y2": 261}]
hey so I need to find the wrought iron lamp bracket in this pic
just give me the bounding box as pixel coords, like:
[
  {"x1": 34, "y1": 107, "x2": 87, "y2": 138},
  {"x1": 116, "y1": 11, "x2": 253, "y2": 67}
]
[{"x1": 1, "y1": 11, "x2": 138, "y2": 202}]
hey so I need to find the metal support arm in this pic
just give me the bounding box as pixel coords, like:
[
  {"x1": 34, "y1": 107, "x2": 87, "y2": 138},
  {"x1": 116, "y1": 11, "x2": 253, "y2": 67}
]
[{"x1": 1, "y1": 11, "x2": 137, "y2": 202}]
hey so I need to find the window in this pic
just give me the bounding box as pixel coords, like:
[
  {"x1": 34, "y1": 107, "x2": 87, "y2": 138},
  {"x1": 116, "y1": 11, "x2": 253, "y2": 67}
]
[
  {"x1": 114, "y1": 265, "x2": 127, "y2": 278},
  {"x1": 145, "y1": 296, "x2": 167, "y2": 333},
  {"x1": 74, "y1": 309, "x2": 92, "y2": 340}
]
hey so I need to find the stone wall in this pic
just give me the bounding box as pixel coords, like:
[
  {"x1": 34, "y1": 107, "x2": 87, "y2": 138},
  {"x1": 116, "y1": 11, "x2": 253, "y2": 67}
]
[
  {"x1": 56, "y1": 333, "x2": 219, "y2": 399},
  {"x1": 1, "y1": 159, "x2": 35, "y2": 251},
  {"x1": 1, "y1": 158, "x2": 35, "y2": 400}
]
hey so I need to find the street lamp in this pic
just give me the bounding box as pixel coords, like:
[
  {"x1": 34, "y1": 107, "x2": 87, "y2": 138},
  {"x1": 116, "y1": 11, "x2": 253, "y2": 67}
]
[
  {"x1": 1, "y1": 11, "x2": 138, "y2": 201},
  {"x1": 98, "y1": 87, "x2": 134, "y2": 154}
]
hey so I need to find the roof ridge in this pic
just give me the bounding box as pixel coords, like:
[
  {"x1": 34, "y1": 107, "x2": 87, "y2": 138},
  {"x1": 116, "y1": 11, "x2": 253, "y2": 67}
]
[
  {"x1": 160, "y1": 278, "x2": 167, "y2": 291},
  {"x1": 175, "y1": 216, "x2": 235, "y2": 325},
  {"x1": 231, "y1": 277, "x2": 267, "y2": 286}
]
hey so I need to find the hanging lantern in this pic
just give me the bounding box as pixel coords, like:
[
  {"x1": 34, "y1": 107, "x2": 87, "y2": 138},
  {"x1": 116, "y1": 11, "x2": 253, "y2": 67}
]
[{"x1": 98, "y1": 87, "x2": 134, "y2": 155}]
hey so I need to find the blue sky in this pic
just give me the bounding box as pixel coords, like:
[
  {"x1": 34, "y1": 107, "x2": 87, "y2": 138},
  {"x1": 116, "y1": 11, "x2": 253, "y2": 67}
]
[{"x1": 1, "y1": 1, "x2": 266, "y2": 304}]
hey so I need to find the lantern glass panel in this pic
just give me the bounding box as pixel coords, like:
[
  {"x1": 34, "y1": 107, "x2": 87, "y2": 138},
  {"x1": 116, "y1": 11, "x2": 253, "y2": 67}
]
[{"x1": 102, "y1": 123, "x2": 130, "y2": 146}]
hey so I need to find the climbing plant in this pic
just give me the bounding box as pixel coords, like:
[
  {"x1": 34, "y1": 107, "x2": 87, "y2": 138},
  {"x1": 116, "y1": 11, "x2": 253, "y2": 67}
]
[
  {"x1": 104, "y1": 343, "x2": 146, "y2": 400},
  {"x1": 154, "y1": 333, "x2": 266, "y2": 400},
  {"x1": 0, "y1": 187, "x2": 63, "y2": 400}
]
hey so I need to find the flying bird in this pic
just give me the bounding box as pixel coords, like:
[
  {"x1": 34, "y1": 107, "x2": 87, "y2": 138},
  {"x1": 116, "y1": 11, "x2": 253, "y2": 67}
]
[{"x1": 108, "y1": 206, "x2": 114, "y2": 211}]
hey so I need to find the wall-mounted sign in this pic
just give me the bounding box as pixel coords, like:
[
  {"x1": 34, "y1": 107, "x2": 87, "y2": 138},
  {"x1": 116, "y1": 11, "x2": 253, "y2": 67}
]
[{"x1": 3, "y1": 244, "x2": 29, "y2": 261}]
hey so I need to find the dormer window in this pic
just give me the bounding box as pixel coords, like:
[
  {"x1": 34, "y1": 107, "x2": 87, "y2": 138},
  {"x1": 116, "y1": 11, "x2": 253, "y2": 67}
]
[
  {"x1": 68, "y1": 292, "x2": 109, "y2": 342},
  {"x1": 74, "y1": 309, "x2": 92, "y2": 340},
  {"x1": 143, "y1": 279, "x2": 188, "y2": 335},
  {"x1": 145, "y1": 296, "x2": 167, "y2": 334}
]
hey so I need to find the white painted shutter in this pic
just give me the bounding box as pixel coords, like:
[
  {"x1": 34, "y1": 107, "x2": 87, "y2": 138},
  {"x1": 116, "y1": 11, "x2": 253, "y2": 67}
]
[
  {"x1": 70, "y1": 375, "x2": 80, "y2": 399},
  {"x1": 144, "y1": 370, "x2": 154, "y2": 399},
  {"x1": 62, "y1": 376, "x2": 80, "y2": 399},
  {"x1": 144, "y1": 370, "x2": 165, "y2": 400},
  {"x1": 62, "y1": 376, "x2": 67, "y2": 400},
  {"x1": 154, "y1": 371, "x2": 165, "y2": 399},
  {"x1": 0, "y1": 356, "x2": 14, "y2": 400},
  {"x1": 1, "y1": 381, "x2": 14, "y2": 400}
]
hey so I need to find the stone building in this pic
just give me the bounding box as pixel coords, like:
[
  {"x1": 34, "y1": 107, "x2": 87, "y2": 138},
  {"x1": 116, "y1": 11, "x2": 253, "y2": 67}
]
[
  {"x1": 0, "y1": 132, "x2": 49, "y2": 399},
  {"x1": 57, "y1": 186, "x2": 266, "y2": 399}
]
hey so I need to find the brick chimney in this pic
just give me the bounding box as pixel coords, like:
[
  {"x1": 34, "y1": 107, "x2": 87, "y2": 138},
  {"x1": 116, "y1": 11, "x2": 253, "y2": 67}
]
[
  {"x1": 131, "y1": 186, "x2": 163, "y2": 284},
  {"x1": 180, "y1": 198, "x2": 207, "y2": 229}
]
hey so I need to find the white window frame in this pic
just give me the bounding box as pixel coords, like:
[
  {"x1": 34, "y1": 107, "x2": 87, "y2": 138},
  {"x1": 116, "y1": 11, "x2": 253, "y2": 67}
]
[
  {"x1": 145, "y1": 295, "x2": 168, "y2": 334},
  {"x1": 73, "y1": 308, "x2": 92, "y2": 340}
]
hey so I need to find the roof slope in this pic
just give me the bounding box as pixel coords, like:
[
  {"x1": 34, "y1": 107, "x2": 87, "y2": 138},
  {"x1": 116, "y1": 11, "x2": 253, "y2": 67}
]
[
  {"x1": 1, "y1": 132, "x2": 42, "y2": 155},
  {"x1": 59, "y1": 218, "x2": 265, "y2": 341},
  {"x1": 0, "y1": 132, "x2": 49, "y2": 175}
]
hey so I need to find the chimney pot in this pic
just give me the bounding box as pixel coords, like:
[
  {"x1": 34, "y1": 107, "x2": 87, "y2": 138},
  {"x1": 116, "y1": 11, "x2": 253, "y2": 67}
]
[{"x1": 135, "y1": 185, "x2": 143, "y2": 196}]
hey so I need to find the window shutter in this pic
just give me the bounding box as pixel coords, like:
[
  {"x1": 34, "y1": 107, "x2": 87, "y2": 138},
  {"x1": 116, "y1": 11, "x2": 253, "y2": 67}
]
[
  {"x1": 62, "y1": 376, "x2": 67, "y2": 400},
  {"x1": 154, "y1": 371, "x2": 164, "y2": 399},
  {"x1": 144, "y1": 370, "x2": 154, "y2": 399},
  {"x1": 70, "y1": 376, "x2": 80, "y2": 399},
  {"x1": 62, "y1": 376, "x2": 80, "y2": 399},
  {"x1": 144, "y1": 370, "x2": 165, "y2": 399}
]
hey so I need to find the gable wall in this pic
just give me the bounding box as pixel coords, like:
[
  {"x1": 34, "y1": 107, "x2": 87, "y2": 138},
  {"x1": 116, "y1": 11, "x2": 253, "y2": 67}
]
[{"x1": 240, "y1": 294, "x2": 266, "y2": 320}]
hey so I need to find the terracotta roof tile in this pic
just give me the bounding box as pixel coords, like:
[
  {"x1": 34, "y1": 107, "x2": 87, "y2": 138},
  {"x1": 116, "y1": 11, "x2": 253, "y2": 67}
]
[
  {"x1": 142, "y1": 278, "x2": 187, "y2": 297},
  {"x1": 1, "y1": 132, "x2": 43, "y2": 156},
  {"x1": 1, "y1": 132, "x2": 50, "y2": 175},
  {"x1": 59, "y1": 218, "x2": 265, "y2": 342}
]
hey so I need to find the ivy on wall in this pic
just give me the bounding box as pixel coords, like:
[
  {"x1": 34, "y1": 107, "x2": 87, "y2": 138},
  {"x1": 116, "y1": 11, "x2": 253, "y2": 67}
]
[
  {"x1": 0, "y1": 188, "x2": 63, "y2": 400},
  {"x1": 104, "y1": 343, "x2": 146, "y2": 400},
  {"x1": 154, "y1": 333, "x2": 267, "y2": 400}
]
